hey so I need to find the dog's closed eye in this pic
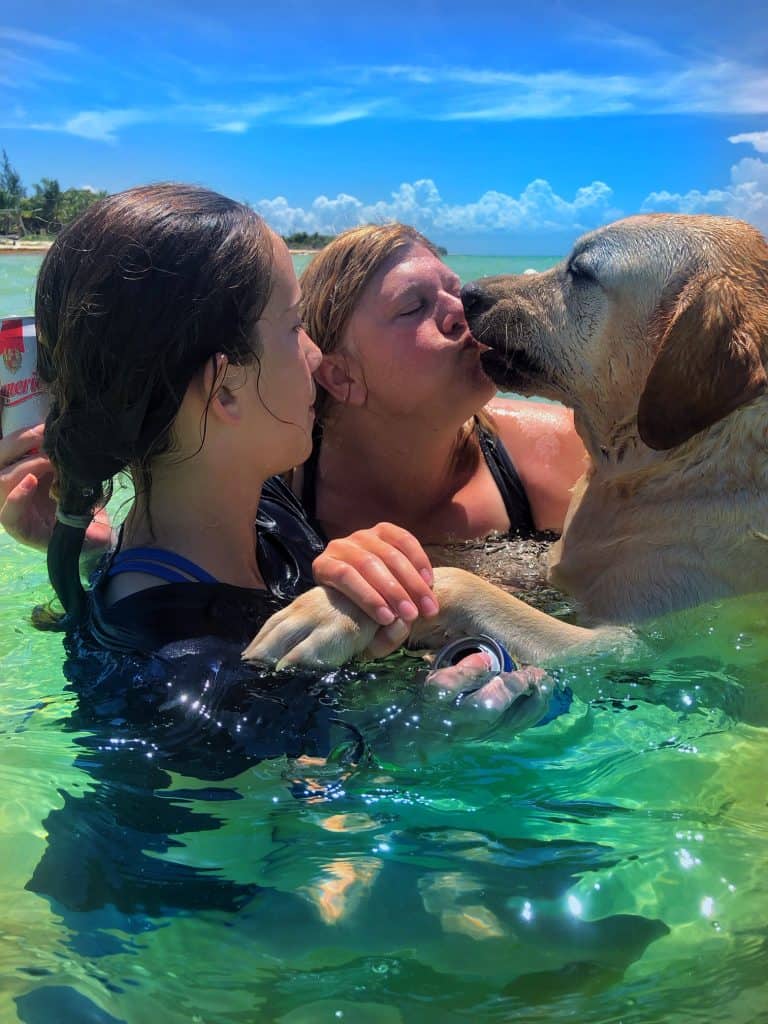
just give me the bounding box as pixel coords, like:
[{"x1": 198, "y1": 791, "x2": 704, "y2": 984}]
[{"x1": 567, "y1": 254, "x2": 599, "y2": 285}]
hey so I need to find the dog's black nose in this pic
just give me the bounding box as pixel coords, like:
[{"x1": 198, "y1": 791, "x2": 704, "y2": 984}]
[{"x1": 461, "y1": 281, "x2": 493, "y2": 321}]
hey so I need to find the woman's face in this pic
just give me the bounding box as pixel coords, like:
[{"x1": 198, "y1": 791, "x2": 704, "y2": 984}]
[
  {"x1": 245, "y1": 236, "x2": 321, "y2": 474},
  {"x1": 341, "y1": 244, "x2": 497, "y2": 420}
]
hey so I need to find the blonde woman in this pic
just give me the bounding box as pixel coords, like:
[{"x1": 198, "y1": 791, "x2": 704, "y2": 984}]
[{"x1": 297, "y1": 223, "x2": 586, "y2": 551}]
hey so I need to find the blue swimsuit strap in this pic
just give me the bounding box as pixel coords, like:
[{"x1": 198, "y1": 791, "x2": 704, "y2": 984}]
[{"x1": 106, "y1": 547, "x2": 218, "y2": 585}]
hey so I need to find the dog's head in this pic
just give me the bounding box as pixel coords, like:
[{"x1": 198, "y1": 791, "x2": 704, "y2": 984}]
[{"x1": 463, "y1": 214, "x2": 768, "y2": 452}]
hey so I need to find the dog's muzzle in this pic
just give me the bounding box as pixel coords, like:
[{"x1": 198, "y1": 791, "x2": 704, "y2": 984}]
[{"x1": 461, "y1": 281, "x2": 496, "y2": 326}]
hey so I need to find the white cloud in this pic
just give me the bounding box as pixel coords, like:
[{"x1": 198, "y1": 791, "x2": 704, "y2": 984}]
[
  {"x1": 641, "y1": 187, "x2": 731, "y2": 214},
  {"x1": 24, "y1": 99, "x2": 285, "y2": 142},
  {"x1": 255, "y1": 193, "x2": 366, "y2": 236},
  {"x1": 730, "y1": 157, "x2": 768, "y2": 189},
  {"x1": 374, "y1": 64, "x2": 640, "y2": 120},
  {"x1": 8, "y1": 52, "x2": 768, "y2": 143},
  {"x1": 0, "y1": 27, "x2": 78, "y2": 93},
  {"x1": 729, "y1": 131, "x2": 768, "y2": 154},
  {"x1": 655, "y1": 61, "x2": 768, "y2": 116},
  {"x1": 210, "y1": 120, "x2": 249, "y2": 133},
  {"x1": 369, "y1": 60, "x2": 768, "y2": 120},
  {"x1": 0, "y1": 43, "x2": 74, "y2": 87},
  {"x1": 261, "y1": 158, "x2": 768, "y2": 242},
  {"x1": 61, "y1": 108, "x2": 149, "y2": 142},
  {"x1": 201, "y1": 99, "x2": 284, "y2": 120},
  {"x1": 645, "y1": 181, "x2": 768, "y2": 230},
  {"x1": 0, "y1": 26, "x2": 78, "y2": 52},
  {"x1": 253, "y1": 177, "x2": 618, "y2": 237},
  {"x1": 569, "y1": 19, "x2": 672, "y2": 61},
  {"x1": 291, "y1": 102, "x2": 387, "y2": 126},
  {"x1": 641, "y1": 153, "x2": 768, "y2": 232}
]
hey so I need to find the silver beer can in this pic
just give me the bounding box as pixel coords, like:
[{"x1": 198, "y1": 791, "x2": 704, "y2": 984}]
[{"x1": 0, "y1": 317, "x2": 49, "y2": 435}]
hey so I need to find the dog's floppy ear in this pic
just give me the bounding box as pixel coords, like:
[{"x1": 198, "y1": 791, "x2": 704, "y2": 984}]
[{"x1": 637, "y1": 274, "x2": 767, "y2": 450}]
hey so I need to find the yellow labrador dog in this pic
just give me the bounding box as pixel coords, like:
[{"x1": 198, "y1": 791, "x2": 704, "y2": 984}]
[
  {"x1": 463, "y1": 213, "x2": 768, "y2": 623},
  {"x1": 245, "y1": 214, "x2": 766, "y2": 669}
]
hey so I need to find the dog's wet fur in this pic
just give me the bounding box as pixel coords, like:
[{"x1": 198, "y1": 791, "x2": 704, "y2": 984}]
[{"x1": 461, "y1": 214, "x2": 768, "y2": 623}]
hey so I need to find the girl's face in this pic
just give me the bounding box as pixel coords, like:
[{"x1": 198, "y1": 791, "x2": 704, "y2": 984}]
[
  {"x1": 341, "y1": 244, "x2": 496, "y2": 420},
  {"x1": 243, "y1": 237, "x2": 321, "y2": 474}
]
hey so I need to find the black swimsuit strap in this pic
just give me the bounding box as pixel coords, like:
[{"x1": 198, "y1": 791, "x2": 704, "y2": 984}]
[
  {"x1": 305, "y1": 418, "x2": 535, "y2": 540},
  {"x1": 300, "y1": 422, "x2": 328, "y2": 543},
  {"x1": 301, "y1": 423, "x2": 322, "y2": 521},
  {"x1": 303, "y1": 419, "x2": 532, "y2": 540},
  {"x1": 475, "y1": 419, "x2": 536, "y2": 537}
]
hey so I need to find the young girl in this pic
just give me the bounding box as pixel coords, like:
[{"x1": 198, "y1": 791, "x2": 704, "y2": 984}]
[
  {"x1": 5, "y1": 185, "x2": 429, "y2": 647},
  {"x1": 6, "y1": 184, "x2": 462, "y2": 776}
]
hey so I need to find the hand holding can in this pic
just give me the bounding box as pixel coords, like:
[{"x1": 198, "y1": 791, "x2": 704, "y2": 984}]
[{"x1": 0, "y1": 317, "x2": 49, "y2": 437}]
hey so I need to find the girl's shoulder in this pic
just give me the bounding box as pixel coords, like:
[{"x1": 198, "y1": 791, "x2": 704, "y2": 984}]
[{"x1": 89, "y1": 576, "x2": 283, "y2": 656}]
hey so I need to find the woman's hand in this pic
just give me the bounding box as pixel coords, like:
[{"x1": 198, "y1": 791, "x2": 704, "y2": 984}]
[
  {"x1": 241, "y1": 523, "x2": 442, "y2": 671},
  {"x1": 1, "y1": 423, "x2": 56, "y2": 550},
  {"x1": 0, "y1": 423, "x2": 112, "y2": 553},
  {"x1": 312, "y1": 522, "x2": 438, "y2": 628},
  {"x1": 426, "y1": 653, "x2": 551, "y2": 732}
]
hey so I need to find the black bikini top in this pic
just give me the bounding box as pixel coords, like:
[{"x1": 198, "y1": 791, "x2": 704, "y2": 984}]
[
  {"x1": 475, "y1": 422, "x2": 536, "y2": 537},
  {"x1": 301, "y1": 418, "x2": 536, "y2": 541}
]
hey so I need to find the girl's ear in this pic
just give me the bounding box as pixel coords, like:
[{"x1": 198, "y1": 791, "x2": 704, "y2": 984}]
[
  {"x1": 200, "y1": 353, "x2": 242, "y2": 422},
  {"x1": 314, "y1": 352, "x2": 367, "y2": 407}
]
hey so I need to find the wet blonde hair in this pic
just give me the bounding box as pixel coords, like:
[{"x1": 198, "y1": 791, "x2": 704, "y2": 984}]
[
  {"x1": 301, "y1": 223, "x2": 439, "y2": 417},
  {"x1": 300, "y1": 221, "x2": 494, "y2": 440}
]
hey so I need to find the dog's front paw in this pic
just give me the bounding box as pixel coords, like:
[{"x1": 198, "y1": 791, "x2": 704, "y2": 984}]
[{"x1": 242, "y1": 586, "x2": 380, "y2": 669}]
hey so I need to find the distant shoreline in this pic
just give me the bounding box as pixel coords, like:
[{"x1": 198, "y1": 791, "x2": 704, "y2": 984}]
[{"x1": 0, "y1": 241, "x2": 53, "y2": 254}]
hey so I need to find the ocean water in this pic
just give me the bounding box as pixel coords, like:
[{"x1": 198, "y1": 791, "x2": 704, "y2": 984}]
[
  {"x1": 1, "y1": 254, "x2": 767, "y2": 1024},
  {"x1": 0, "y1": 254, "x2": 41, "y2": 319},
  {"x1": 0, "y1": 253, "x2": 559, "y2": 320}
]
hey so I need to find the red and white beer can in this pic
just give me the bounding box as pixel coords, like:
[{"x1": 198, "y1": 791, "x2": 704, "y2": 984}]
[{"x1": 0, "y1": 316, "x2": 49, "y2": 436}]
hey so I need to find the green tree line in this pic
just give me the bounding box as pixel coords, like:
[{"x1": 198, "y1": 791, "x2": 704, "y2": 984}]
[
  {"x1": 281, "y1": 230, "x2": 446, "y2": 255},
  {"x1": 281, "y1": 231, "x2": 335, "y2": 249},
  {"x1": 0, "y1": 149, "x2": 107, "y2": 237}
]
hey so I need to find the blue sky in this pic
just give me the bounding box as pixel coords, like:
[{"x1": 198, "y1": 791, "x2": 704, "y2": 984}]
[{"x1": 1, "y1": 0, "x2": 767, "y2": 252}]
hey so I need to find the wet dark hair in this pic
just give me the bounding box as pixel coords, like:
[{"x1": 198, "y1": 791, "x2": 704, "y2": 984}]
[{"x1": 36, "y1": 183, "x2": 274, "y2": 624}]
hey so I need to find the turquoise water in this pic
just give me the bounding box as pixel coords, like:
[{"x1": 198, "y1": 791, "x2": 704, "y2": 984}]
[
  {"x1": 1, "y1": 255, "x2": 767, "y2": 1024},
  {"x1": 0, "y1": 253, "x2": 558, "y2": 320},
  {"x1": 0, "y1": 255, "x2": 41, "y2": 318}
]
